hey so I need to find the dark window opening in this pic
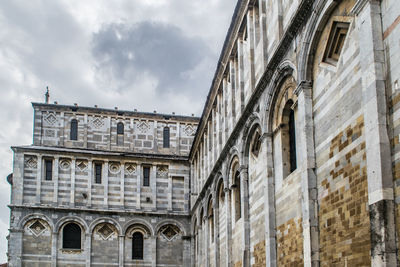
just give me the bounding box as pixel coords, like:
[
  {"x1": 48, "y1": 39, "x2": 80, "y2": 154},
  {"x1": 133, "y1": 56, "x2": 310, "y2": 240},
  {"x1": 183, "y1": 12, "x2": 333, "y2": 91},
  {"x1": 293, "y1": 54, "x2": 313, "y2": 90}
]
[
  {"x1": 324, "y1": 21, "x2": 350, "y2": 65},
  {"x1": 95, "y1": 163, "x2": 102, "y2": 184},
  {"x1": 143, "y1": 166, "x2": 150, "y2": 187},
  {"x1": 45, "y1": 159, "x2": 52, "y2": 181},
  {"x1": 251, "y1": 131, "x2": 262, "y2": 157},
  {"x1": 63, "y1": 223, "x2": 81, "y2": 249},
  {"x1": 117, "y1": 122, "x2": 124, "y2": 135},
  {"x1": 234, "y1": 171, "x2": 241, "y2": 221},
  {"x1": 132, "y1": 232, "x2": 144, "y2": 259},
  {"x1": 70, "y1": 119, "x2": 78, "y2": 140},
  {"x1": 289, "y1": 109, "x2": 297, "y2": 172},
  {"x1": 163, "y1": 127, "x2": 170, "y2": 148}
]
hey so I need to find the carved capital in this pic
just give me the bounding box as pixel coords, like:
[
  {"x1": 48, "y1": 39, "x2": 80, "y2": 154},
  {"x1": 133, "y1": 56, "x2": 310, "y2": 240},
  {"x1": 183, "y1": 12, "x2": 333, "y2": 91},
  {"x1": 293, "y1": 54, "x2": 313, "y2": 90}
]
[{"x1": 294, "y1": 80, "x2": 313, "y2": 96}]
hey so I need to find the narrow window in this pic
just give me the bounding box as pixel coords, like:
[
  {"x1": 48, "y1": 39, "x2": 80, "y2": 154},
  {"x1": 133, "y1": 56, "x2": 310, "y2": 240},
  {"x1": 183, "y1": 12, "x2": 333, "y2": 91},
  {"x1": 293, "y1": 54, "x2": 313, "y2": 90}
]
[
  {"x1": 132, "y1": 232, "x2": 144, "y2": 259},
  {"x1": 70, "y1": 119, "x2": 78, "y2": 141},
  {"x1": 95, "y1": 163, "x2": 102, "y2": 184},
  {"x1": 289, "y1": 109, "x2": 297, "y2": 172},
  {"x1": 63, "y1": 223, "x2": 81, "y2": 249},
  {"x1": 163, "y1": 127, "x2": 170, "y2": 148},
  {"x1": 45, "y1": 159, "x2": 52, "y2": 181},
  {"x1": 323, "y1": 21, "x2": 350, "y2": 65},
  {"x1": 117, "y1": 122, "x2": 124, "y2": 135},
  {"x1": 143, "y1": 166, "x2": 150, "y2": 187},
  {"x1": 234, "y1": 171, "x2": 241, "y2": 221}
]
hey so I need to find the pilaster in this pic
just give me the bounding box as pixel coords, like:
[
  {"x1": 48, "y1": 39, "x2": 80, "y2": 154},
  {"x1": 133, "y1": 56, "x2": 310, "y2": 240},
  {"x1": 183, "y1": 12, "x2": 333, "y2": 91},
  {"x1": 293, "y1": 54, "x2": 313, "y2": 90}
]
[
  {"x1": 36, "y1": 155, "x2": 42, "y2": 205},
  {"x1": 239, "y1": 166, "x2": 250, "y2": 266}
]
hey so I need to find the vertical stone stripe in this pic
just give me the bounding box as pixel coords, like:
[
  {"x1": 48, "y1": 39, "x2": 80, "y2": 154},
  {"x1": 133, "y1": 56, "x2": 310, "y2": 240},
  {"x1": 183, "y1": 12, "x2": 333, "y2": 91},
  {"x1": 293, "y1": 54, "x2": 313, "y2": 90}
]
[
  {"x1": 151, "y1": 165, "x2": 157, "y2": 210},
  {"x1": 60, "y1": 111, "x2": 65, "y2": 146},
  {"x1": 36, "y1": 155, "x2": 42, "y2": 204},
  {"x1": 121, "y1": 162, "x2": 125, "y2": 207},
  {"x1": 204, "y1": 215, "x2": 210, "y2": 267},
  {"x1": 239, "y1": 167, "x2": 250, "y2": 266},
  {"x1": 53, "y1": 157, "x2": 59, "y2": 205},
  {"x1": 213, "y1": 198, "x2": 220, "y2": 267},
  {"x1": 85, "y1": 232, "x2": 91, "y2": 267},
  {"x1": 137, "y1": 164, "x2": 141, "y2": 210},
  {"x1": 151, "y1": 236, "x2": 157, "y2": 267},
  {"x1": 51, "y1": 232, "x2": 58, "y2": 267},
  {"x1": 70, "y1": 157, "x2": 76, "y2": 206},
  {"x1": 295, "y1": 82, "x2": 319, "y2": 267},
  {"x1": 225, "y1": 188, "x2": 232, "y2": 267},
  {"x1": 104, "y1": 161, "x2": 109, "y2": 208},
  {"x1": 354, "y1": 0, "x2": 397, "y2": 265},
  {"x1": 177, "y1": 122, "x2": 180, "y2": 154},
  {"x1": 118, "y1": 235, "x2": 124, "y2": 267},
  {"x1": 168, "y1": 174, "x2": 172, "y2": 211},
  {"x1": 84, "y1": 114, "x2": 88, "y2": 148},
  {"x1": 13, "y1": 153, "x2": 24, "y2": 205},
  {"x1": 87, "y1": 160, "x2": 92, "y2": 207}
]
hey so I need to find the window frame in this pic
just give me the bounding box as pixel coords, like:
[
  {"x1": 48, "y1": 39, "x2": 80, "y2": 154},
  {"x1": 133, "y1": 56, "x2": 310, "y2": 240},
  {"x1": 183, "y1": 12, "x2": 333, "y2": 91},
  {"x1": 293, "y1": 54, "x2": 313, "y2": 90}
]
[
  {"x1": 143, "y1": 166, "x2": 150, "y2": 187},
  {"x1": 44, "y1": 159, "x2": 53, "y2": 181},
  {"x1": 117, "y1": 122, "x2": 124, "y2": 135},
  {"x1": 132, "y1": 232, "x2": 144, "y2": 260},
  {"x1": 70, "y1": 119, "x2": 78, "y2": 141},
  {"x1": 163, "y1": 127, "x2": 170, "y2": 148},
  {"x1": 94, "y1": 163, "x2": 102, "y2": 184},
  {"x1": 62, "y1": 223, "x2": 82, "y2": 250}
]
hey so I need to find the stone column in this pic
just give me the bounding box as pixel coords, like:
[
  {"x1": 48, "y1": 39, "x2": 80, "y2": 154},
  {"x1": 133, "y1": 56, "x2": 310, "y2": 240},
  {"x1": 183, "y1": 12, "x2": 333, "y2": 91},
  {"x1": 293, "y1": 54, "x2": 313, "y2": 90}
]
[
  {"x1": 151, "y1": 165, "x2": 157, "y2": 210},
  {"x1": 12, "y1": 153, "x2": 25, "y2": 205},
  {"x1": 213, "y1": 197, "x2": 220, "y2": 267},
  {"x1": 36, "y1": 155, "x2": 42, "y2": 205},
  {"x1": 53, "y1": 156, "x2": 59, "y2": 205},
  {"x1": 204, "y1": 214, "x2": 210, "y2": 267},
  {"x1": 262, "y1": 133, "x2": 277, "y2": 267},
  {"x1": 225, "y1": 188, "x2": 232, "y2": 267},
  {"x1": 87, "y1": 159, "x2": 92, "y2": 207},
  {"x1": 183, "y1": 236, "x2": 191, "y2": 267},
  {"x1": 103, "y1": 161, "x2": 109, "y2": 208},
  {"x1": 70, "y1": 157, "x2": 76, "y2": 207},
  {"x1": 295, "y1": 81, "x2": 319, "y2": 267},
  {"x1": 51, "y1": 232, "x2": 58, "y2": 267},
  {"x1": 120, "y1": 162, "x2": 125, "y2": 208},
  {"x1": 8, "y1": 229, "x2": 23, "y2": 267},
  {"x1": 136, "y1": 164, "x2": 141, "y2": 210},
  {"x1": 118, "y1": 235, "x2": 124, "y2": 267},
  {"x1": 168, "y1": 173, "x2": 173, "y2": 211},
  {"x1": 151, "y1": 236, "x2": 157, "y2": 267},
  {"x1": 352, "y1": 0, "x2": 397, "y2": 265},
  {"x1": 85, "y1": 232, "x2": 91, "y2": 267},
  {"x1": 239, "y1": 166, "x2": 250, "y2": 267},
  {"x1": 246, "y1": 8, "x2": 255, "y2": 91}
]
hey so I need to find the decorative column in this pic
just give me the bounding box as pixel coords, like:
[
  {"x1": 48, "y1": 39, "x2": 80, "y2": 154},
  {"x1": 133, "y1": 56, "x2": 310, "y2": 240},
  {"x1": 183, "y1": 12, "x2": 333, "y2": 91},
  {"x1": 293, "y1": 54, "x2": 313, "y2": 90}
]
[
  {"x1": 295, "y1": 81, "x2": 319, "y2": 267},
  {"x1": 151, "y1": 236, "x2": 157, "y2": 267},
  {"x1": 352, "y1": 0, "x2": 397, "y2": 265},
  {"x1": 204, "y1": 213, "x2": 210, "y2": 267},
  {"x1": 136, "y1": 164, "x2": 141, "y2": 210},
  {"x1": 151, "y1": 165, "x2": 157, "y2": 210},
  {"x1": 118, "y1": 235, "x2": 124, "y2": 267},
  {"x1": 85, "y1": 232, "x2": 91, "y2": 267},
  {"x1": 51, "y1": 232, "x2": 58, "y2": 267},
  {"x1": 103, "y1": 161, "x2": 109, "y2": 209},
  {"x1": 36, "y1": 155, "x2": 42, "y2": 205},
  {"x1": 183, "y1": 235, "x2": 191, "y2": 267},
  {"x1": 87, "y1": 159, "x2": 92, "y2": 207},
  {"x1": 239, "y1": 166, "x2": 250, "y2": 267},
  {"x1": 70, "y1": 157, "x2": 76, "y2": 207},
  {"x1": 120, "y1": 162, "x2": 125, "y2": 208},
  {"x1": 213, "y1": 196, "x2": 220, "y2": 267},
  {"x1": 53, "y1": 157, "x2": 59, "y2": 205},
  {"x1": 225, "y1": 187, "x2": 232, "y2": 267}
]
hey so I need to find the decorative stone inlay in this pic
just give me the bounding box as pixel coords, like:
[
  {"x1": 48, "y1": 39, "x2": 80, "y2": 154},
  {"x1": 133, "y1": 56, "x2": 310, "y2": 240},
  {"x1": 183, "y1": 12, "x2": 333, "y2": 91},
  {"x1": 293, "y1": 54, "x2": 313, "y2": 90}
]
[
  {"x1": 157, "y1": 165, "x2": 168, "y2": 178},
  {"x1": 91, "y1": 117, "x2": 105, "y2": 129},
  {"x1": 184, "y1": 125, "x2": 195, "y2": 136},
  {"x1": 25, "y1": 156, "x2": 37, "y2": 169},
  {"x1": 76, "y1": 160, "x2": 88, "y2": 172},
  {"x1": 44, "y1": 113, "x2": 57, "y2": 125},
  {"x1": 59, "y1": 159, "x2": 71, "y2": 170},
  {"x1": 45, "y1": 129, "x2": 55, "y2": 137},
  {"x1": 137, "y1": 121, "x2": 150, "y2": 133},
  {"x1": 160, "y1": 225, "x2": 180, "y2": 241},
  {"x1": 125, "y1": 163, "x2": 137, "y2": 175},
  {"x1": 28, "y1": 220, "x2": 46, "y2": 237},
  {"x1": 109, "y1": 162, "x2": 120, "y2": 174},
  {"x1": 97, "y1": 224, "x2": 114, "y2": 240}
]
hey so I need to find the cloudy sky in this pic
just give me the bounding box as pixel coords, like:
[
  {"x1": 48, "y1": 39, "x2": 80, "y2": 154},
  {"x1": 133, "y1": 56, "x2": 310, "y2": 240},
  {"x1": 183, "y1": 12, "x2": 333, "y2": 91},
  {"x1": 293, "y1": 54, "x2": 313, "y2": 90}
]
[{"x1": 0, "y1": 0, "x2": 237, "y2": 262}]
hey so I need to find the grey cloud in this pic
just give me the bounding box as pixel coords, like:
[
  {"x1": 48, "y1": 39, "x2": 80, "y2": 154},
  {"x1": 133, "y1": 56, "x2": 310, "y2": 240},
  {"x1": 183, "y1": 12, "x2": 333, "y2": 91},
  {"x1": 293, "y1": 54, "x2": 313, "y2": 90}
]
[{"x1": 92, "y1": 22, "x2": 213, "y2": 96}]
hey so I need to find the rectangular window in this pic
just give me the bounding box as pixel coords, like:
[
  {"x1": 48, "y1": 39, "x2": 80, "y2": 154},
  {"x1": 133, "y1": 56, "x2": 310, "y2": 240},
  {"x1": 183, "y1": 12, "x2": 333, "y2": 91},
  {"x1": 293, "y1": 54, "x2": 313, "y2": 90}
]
[
  {"x1": 143, "y1": 166, "x2": 150, "y2": 187},
  {"x1": 45, "y1": 159, "x2": 52, "y2": 180},
  {"x1": 95, "y1": 163, "x2": 102, "y2": 184},
  {"x1": 163, "y1": 127, "x2": 170, "y2": 148}
]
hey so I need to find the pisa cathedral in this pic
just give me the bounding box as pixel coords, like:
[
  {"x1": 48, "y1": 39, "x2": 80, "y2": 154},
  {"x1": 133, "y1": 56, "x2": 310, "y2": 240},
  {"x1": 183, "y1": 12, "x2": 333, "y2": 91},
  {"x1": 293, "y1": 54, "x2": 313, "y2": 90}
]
[{"x1": 6, "y1": 0, "x2": 400, "y2": 266}]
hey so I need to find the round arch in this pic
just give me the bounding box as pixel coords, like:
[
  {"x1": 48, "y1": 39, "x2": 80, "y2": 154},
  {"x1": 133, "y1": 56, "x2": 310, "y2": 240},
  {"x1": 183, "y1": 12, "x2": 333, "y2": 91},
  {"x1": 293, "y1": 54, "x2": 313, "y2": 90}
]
[
  {"x1": 155, "y1": 219, "x2": 187, "y2": 236},
  {"x1": 55, "y1": 216, "x2": 88, "y2": 234},
  {"x1": 88, "y1": 217, "x2": 122, "y2": 235},
  {"x1": 123, "y1": 219, "x2": 154, "y2": 236},
  {"x1": 18, "y1": 213, "x2": 54, "y2": 230}
]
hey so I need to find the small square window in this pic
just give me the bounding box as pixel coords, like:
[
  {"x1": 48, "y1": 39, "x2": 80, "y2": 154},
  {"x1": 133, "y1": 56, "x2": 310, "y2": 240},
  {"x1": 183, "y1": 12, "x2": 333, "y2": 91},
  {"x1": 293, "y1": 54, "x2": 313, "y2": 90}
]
[{"x1": 323, "y1": 21, "x2": 350, "y2": 65}]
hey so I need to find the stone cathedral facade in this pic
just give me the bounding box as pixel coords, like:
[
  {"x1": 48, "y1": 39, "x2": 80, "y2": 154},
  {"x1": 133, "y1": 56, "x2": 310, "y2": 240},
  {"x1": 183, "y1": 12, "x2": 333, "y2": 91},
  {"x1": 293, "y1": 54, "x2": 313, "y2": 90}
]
[{"x1": 6, "y1": 0, "x2": 400, "y2": 266}]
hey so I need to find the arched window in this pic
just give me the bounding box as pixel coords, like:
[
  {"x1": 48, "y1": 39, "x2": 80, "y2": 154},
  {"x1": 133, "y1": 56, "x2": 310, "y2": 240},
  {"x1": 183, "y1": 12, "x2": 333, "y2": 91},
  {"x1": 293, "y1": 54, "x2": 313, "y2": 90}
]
[
  {"x1": 208, "y1": 199, "x2": 214, "y2": 243},
  {"x1": 163, "y1": 127, "x2": 170, "y2": 148},
  {"x1": 132, "y1": 232, "x2": 144, "y2": 260},
  {"x1": 289, "y1": 108, "x2": 297, "y2": 172},
  {"x1": 117, "y1": 122, "x2": 124, "y2": 135},
  {"x1": 234, "y1": 170, "x2": 241, "y2": 222},
  {"x1": 63, "y1": 223, "x2": 81, "y2": 249},
  {"x1": 70, "y1": 119, "x2": 78, "y2": 140}
]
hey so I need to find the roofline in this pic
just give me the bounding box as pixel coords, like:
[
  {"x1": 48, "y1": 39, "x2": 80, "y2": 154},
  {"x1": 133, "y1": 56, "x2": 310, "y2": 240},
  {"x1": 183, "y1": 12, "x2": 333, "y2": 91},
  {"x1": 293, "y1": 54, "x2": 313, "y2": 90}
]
[{"x1": 32, "y1": 102, "x2": 200, "y2": 122}]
